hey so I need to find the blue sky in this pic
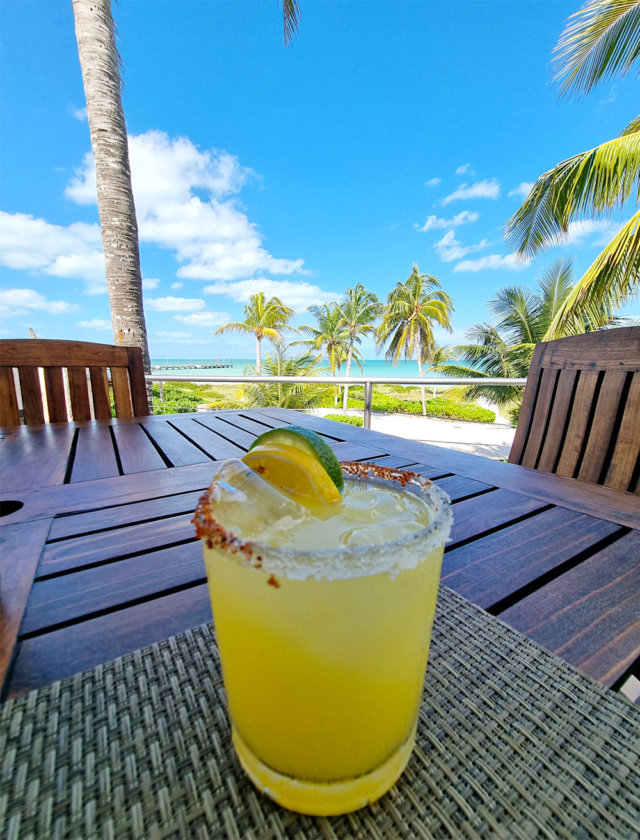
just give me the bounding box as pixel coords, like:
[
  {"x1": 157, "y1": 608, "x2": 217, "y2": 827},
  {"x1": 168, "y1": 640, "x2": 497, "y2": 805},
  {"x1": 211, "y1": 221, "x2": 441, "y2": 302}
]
[{"x1": 1, "y1": 0, "x2": 637, "y2": 359}]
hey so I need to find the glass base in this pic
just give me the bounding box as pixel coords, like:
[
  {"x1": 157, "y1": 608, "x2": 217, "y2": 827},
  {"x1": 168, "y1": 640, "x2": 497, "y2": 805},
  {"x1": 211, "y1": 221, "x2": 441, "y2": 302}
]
[{"x1": 232, "y1": 724, "x2": 416, "y2": 816}]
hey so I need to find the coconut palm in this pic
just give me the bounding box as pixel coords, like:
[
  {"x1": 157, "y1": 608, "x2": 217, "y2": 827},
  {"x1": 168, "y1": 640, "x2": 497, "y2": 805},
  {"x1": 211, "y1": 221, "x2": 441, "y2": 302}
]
[
  {"x1": 337, "y1": 285, "x2": 382, "y2": 410},
  {"x1": 71, "y1": 0, "x2": 301, "y2": 378},
  {"x1": 294, "y1": 303, "x2": 350, "y2": 405},
  {"x1": 505, "y1": 0, "x2": 640, "y2": 338},
  {"x1": 215, "y1": 292, "x2": 298, "y2": 374},
  {"x1": 376, "y1": 265, "x2": 453, "y2": 415},
  {"x1": 72, "y1": 0, "x2": 150, "y2": 375},
  {"x1": 434, "y1": 258, "x2": 622, "y2": 410},
  {"x1": 242, "y1": 343, "x2": 331, "y2": 409}
]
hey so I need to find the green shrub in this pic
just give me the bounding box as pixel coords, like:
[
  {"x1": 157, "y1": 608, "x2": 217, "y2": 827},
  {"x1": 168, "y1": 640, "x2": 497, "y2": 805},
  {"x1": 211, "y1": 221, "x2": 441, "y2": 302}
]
[
  {"x1": 509, "y1": 403, "x2": 522, "y2": 427},
  {"x1": 324, "y1": 414, "x2": 364, "y2": 426},
  {"x1": 344, "y1": 393, "x2": 495, "y2": 422}
]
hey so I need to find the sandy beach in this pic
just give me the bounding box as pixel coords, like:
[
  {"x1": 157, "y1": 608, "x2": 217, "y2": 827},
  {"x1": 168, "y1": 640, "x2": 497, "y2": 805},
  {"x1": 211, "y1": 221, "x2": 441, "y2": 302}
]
[{"x1": 311, "y1": 404, "x2": 516, "y2": 461}]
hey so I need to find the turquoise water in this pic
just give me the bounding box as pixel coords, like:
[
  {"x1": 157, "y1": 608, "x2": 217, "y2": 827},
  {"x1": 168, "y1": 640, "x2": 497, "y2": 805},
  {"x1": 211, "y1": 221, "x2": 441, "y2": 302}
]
[{"x1": 150, "y1": 358, "x2": 435, "y2": 379}]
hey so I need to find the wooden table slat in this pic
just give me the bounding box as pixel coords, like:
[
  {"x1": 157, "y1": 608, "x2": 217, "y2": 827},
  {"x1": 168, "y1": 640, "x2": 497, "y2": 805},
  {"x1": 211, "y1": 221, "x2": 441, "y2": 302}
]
[
  {"x1": 111, "y1": 421, "x2": 168, "y2": 474},
  {"x1": 70, "y1": 422, "x2": 120, "y2": 483},
  {"x1": 21, "y1": 540, "x2": 204, "y2": 636},
  {"x1": 0, "y1": 424, "x2": 75, "y2": 492},
  {"x1": 39, "y1": 513, "x2": 196, "y2": 576},
  {"x1": 442, "y1": 506, "x2": 622, "y2": 610},
  {"x1": 167, "y1": 415, "x2": 247, "y2": 459},
  {"x1": 48, "y1": 489, "x2": 204, "y2": 540},
  {"x1": 498, "y1": 530, "x2": 640, "y2": 687},
  {"x1": 8, "y1": 583, "x2": 212, "y2": 698},
  {"x1": 142, "y1": 417, "x2": 212, "y2": 467},
  {"x1": 447, "y1": 488, "x2": 549, "y2": 547}
]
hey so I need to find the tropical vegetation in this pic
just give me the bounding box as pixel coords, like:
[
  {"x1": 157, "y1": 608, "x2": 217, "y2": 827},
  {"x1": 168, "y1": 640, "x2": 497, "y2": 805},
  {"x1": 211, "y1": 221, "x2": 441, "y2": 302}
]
[
  {"x1": 505, "y1": 0, "x2": 640, "y2": 338},
  {"x1": 241, "y1": 343, "x2": 332, "y2": 409},
  {"x1": 433, "y1": 258, "x2": 622, "y2": 420},
  {"x1": 376, "y1": 265, "x2": 454, "y2": 415},
  {"x1": 215, "y1": 292, "x2": 298, "y2": 374},
  {"x1": 337, "y1": 285, "x2": 382, "y2": 409},
  {"x1": 294, "y1": 302, "x2": 352, "y2": 405}
]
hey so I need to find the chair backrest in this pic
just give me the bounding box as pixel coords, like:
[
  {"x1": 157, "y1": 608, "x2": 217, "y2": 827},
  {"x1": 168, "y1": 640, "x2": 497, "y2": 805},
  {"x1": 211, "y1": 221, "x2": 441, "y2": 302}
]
[
  {"x1": 0, "y1": 339, "x2": 149, "y2": 426},
  {"x1": 509, "y1": 326, "x2": 640, "y2": 494}
]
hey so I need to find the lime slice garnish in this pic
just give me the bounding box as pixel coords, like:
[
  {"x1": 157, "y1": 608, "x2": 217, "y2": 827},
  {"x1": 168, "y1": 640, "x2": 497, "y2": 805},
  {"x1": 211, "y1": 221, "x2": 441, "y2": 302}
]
[
  {"x1": 248, "y1": 426, "x2": 344, "y2": 491},
  {"x1": 242, "y1": 442, "x2": 341, "y2": 508}
]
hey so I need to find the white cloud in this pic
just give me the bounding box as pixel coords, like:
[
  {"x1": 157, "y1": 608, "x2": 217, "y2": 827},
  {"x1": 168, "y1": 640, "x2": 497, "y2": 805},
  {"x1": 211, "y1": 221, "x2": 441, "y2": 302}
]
[
  {"x1": 441, "y1": 179, "x2": 500, "y2": 206},
  {"x1": 433, "y1": 230, "x2": 490, "y2": 262},
  {"x1": 453, "y1": 253, "x2": 530, "y2": 273},
  {"x1": 72, "y1": 106, "x2": 88, "y2": 121},
  {"x1": 77, "y1": 318, "x2": 111, "y2": 330},
  {"x1": 0, "y1": 288, "x2": 81, "y2": 317},
  {"x1": 425, "y1": 177, "x2": 442, "y2": 187},
  {"x1": 145, "y1": 296, "x2": 205, "y2": 312},
  {"x1": 564, "y1": 219, "x2": 624, "y2": 246},
  {"x1": 508, "y1": 182, "x2": 534, "y2": 199},
  {"x1": 170, "y1": 282, "x2": 183, "y2": 290},
  {"x1": 156, "y1": 330, "x2": 191, "y2": 339},
  {"x1": 0, "y1": 211, "x2": 105, "y2": 293},
  {"x1": 142, "y1": 277, "x2": 160, "y2": 290},
  {"x1": 456, "y1": 163, "x2": 474, "y2": 175},
  {"x1": 416, "y1": 210, "x2": 479, "y2": 232},
  {"x1": 66, "y1": 130, "x2": 306, "y2": 282},
  {"x1": 174, "y1": 311, "x2": 231, "y2": 327},
  {"x1": 203, "y1": 277, "x2": 338, "y2": 311}
]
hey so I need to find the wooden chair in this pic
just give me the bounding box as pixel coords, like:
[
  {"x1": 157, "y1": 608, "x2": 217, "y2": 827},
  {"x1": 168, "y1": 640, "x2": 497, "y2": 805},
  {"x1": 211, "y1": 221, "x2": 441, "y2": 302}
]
[
  {"x1": 0, "y1": 339, "x2": 149, "y2": 425},
  {"x1": 509, "y1": 326, "x2": 640, "y2": 493}
]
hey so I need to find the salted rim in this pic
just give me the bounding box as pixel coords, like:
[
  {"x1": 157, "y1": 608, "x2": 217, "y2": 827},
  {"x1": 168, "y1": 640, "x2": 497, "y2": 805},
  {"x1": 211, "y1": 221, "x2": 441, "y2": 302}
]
[{"x1": 193, "y1": 461, "x2": 453, "y2": 581}]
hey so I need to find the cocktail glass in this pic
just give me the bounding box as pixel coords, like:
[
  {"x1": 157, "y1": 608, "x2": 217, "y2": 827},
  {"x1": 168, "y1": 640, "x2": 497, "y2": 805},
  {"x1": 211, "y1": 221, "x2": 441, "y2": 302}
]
[{"x1": 194, "y1": 460, "x2": 452, "y2": 816}]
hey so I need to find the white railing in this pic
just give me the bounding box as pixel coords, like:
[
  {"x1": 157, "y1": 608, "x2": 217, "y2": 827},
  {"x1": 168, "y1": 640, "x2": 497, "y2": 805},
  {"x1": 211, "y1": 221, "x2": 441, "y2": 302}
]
[{"x1": 146, "y1": 374, "x2": 527, "y2": 429}]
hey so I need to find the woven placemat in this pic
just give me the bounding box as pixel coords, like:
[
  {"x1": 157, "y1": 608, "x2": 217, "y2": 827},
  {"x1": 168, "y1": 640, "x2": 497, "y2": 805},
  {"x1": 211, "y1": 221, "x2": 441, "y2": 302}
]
[{"x1": 1, "y1": 587, "x2": 639, "y2": 840}]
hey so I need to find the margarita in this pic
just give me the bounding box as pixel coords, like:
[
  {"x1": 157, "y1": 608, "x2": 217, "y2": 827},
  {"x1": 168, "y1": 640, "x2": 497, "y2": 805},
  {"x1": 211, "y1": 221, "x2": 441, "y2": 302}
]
[{"x1": 194, "y1": 458, "x2": 452, "y2": 815}]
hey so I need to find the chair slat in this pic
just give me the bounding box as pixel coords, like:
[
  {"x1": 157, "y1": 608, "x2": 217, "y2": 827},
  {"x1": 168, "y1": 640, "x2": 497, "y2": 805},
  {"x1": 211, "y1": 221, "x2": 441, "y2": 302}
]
[
  {"x1": 554, "y1": 370, "x2": 600, "y2": 479},
  {"x1": 604, "y1": 371, "x2": 640, "y2": 493},
  {"x1": 43, "y1": 368, "x2": 68, "y2": 423},
  {"x1": 509, "y1": 342, "x2": 545, "y2": 466},
  {"x1": 67, "y1": 367, "x2": 92, "y2": 422},
  {"x1": 127, "y1": 347, "x2": 149, "y2": 417},
  {"x1": 520, "y1": 368, "x2": 557, "y2": 469},
  {"x1": 18, "y1": 368, "x2": 45, "y2": 425},
  {"x1": 536, "y1": 369, "x2": 577, "y2": 474},
  {"x1": 578, "y1": 370, "x2": 628, "y2": 485},
  {"x1": 111, "y1": 368, "x2": 133, "y2": 419},
  {"x1": 89, "y1": 367, "x2": 112, "y2": 420},
  {"x1": 0, "y1": 368, "x2": 21, "y2": 426}
]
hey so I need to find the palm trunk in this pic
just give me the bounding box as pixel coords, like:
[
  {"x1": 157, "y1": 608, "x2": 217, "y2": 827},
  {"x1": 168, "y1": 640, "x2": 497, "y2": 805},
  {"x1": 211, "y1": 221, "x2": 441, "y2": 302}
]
[
  {"x1": 256, "y1": 336, "x2": 262, "y2": 375},
  {"x1": 72, "y1": 0, "x2": 150, "y2": 385},
  {"x1": 417, "y1": 354, "x2": 427, "y2": 416},
  {"x1": 342, "y1": 341, "x2": 354, "y2": 411}
]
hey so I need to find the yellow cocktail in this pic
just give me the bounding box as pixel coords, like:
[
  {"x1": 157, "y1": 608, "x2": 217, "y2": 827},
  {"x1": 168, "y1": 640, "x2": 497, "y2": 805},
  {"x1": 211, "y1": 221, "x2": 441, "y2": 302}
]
[{"x1": 194, "y1": 459, "x2": 452, "y2": 815}]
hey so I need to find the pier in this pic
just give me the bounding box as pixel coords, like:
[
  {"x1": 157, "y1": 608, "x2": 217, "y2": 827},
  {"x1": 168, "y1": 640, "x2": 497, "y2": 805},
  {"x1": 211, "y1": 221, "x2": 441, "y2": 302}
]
[{"x1": 151, "y1": 360, "x2": 233, "y2": 371}]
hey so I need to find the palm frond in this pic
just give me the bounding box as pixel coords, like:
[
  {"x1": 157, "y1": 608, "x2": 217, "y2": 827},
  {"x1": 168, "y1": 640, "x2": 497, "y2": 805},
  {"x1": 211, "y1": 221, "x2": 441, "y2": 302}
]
[
  {"x1": 282, "y1": 0, "x2": 301, "y2": 46},
  {"x1": 505, "y1": 131, "x2": 640, "y2": 257},
  {"x1": 554, "y1": 0, "x2": 640, "y2": 97},
  {"x1": 545, "y1": 209, "x2": 640, "y2": 338},
  {"x1": 621, "y1": 114, "x2": 640, "y2": 135}
]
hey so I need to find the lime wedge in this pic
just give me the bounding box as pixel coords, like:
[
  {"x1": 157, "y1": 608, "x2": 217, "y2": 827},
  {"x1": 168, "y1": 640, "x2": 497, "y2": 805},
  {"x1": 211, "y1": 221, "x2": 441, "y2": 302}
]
[
  {"x1": 249, "y1": 425, "x2": 344, "y2": 491},
  {"x1": 242, "y1": 442, "x2": 341, "y2": 508}
]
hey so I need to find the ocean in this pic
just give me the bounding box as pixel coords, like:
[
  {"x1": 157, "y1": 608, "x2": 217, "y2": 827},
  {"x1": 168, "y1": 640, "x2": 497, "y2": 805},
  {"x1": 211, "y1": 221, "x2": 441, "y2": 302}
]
[{"x1": 150, "y1": 358, "x2": 434, "y2": 379}]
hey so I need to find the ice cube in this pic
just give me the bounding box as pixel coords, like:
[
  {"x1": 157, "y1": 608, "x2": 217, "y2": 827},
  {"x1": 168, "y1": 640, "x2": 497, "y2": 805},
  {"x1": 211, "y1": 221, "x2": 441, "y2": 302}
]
[
  {"x1": 208, "y1": 458, "x2": 309, "y2": 539},
  {"x1": 341, "y1": 520, "x2": 423, "y2": 547}
]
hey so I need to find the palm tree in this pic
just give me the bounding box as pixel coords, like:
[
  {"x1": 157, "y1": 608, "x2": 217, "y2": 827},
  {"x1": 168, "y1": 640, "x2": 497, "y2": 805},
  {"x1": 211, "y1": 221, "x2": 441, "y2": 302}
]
[
  {"x1": 72, "y1": 0, "x2": 150, "y2": 375},
  {"x1": 337, "y1": 284, "x2": 382, "y2": 410},
  {"x1": 242, "y1": 343, "x2": 331, "y2": 409},
  {"x1": 294, "y1": 303, "x2": 349, "y2": 405},
  {"x1": 505, "y1": 0, "x2": 640, "y2": 338},
  {"x1": 215, "y1": 292, "x2": 297, "y2": 374},
  {"x1": 434, "y1": 258, "x2": 622, "y2": 411},
  {"x1": 376, "y1": 265, "x2": 453, "y2": 415},
  {"x1": 71, "y1": 0, "x2": 301, "y2": 377}
]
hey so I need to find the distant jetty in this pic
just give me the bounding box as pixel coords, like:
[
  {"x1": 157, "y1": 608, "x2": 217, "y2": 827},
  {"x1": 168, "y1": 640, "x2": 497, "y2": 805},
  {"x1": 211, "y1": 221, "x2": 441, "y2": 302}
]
[{"x1": 151, "y1": 360, "x2": 233, "y2": 371}]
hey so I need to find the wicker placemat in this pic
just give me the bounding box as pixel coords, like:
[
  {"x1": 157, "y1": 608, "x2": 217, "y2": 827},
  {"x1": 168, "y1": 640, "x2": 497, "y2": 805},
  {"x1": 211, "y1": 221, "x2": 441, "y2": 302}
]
[{"x1": 1, "y1": 587, "x2": 639, "y2": 840}]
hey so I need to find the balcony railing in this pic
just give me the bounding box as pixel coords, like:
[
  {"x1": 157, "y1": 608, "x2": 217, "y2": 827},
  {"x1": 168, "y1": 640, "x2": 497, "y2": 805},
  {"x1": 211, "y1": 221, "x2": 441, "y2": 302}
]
[{"x1": 146, "y1": 374, "x2": 527, "y2": 429}]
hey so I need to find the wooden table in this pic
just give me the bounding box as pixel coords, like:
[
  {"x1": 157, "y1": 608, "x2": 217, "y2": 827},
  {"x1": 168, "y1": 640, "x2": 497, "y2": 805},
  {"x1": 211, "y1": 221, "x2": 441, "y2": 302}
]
[{"x1": 1, "y1": 408, "x2": 639, "y2": 700}]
